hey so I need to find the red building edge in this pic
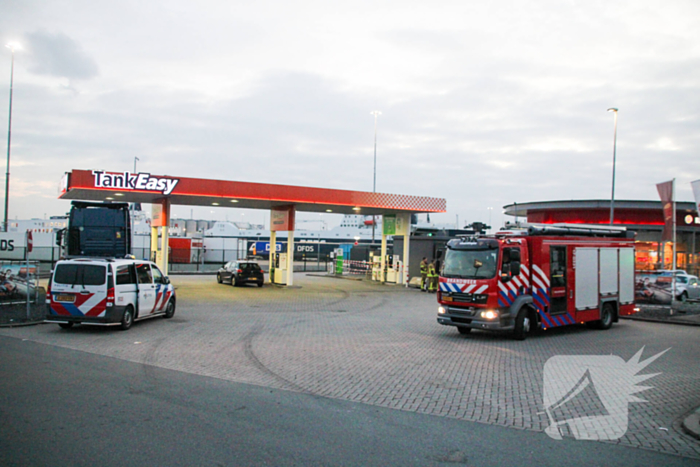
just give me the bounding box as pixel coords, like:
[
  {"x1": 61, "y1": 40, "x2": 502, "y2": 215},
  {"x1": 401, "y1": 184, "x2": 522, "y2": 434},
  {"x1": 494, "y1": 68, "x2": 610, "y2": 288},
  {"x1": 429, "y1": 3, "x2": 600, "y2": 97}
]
[{"x1": 503, "y1": 200, "x2": 700, "y2": 275}]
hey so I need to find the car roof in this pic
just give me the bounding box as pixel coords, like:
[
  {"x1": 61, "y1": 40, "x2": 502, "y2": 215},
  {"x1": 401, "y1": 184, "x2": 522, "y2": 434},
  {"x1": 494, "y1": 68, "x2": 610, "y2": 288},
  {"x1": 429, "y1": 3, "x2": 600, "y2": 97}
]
[{"x1": 56, "y1": 258, "x2": 154, "y2": 267}]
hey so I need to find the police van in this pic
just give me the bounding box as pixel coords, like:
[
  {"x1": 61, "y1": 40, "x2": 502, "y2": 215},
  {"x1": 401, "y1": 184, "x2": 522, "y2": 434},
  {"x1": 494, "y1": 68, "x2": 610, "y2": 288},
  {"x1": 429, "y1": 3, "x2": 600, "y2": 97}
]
[{"x1": 46, "y1": 258, "x2": 176, "y2": 330}]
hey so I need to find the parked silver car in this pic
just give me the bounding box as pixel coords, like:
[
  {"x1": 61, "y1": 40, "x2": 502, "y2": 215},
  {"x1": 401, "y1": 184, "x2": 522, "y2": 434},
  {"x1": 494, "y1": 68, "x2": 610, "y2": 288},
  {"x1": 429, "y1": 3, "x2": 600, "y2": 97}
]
[
  {"x1": 677, "y1": 275, "x2": 700, "y2": 301},
  {"x1": 657, "y1": 273, "x2": 700, "y2": 301}
]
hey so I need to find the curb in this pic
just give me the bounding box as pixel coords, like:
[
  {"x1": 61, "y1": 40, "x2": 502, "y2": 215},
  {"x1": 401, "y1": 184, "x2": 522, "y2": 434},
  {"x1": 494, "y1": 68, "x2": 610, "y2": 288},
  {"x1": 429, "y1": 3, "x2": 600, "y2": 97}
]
[
  {"x1": 305, "y1": 274, "x2": 365, "y2": 281},
  {"x1": 620, "y1": 316, "x2": 700, "y2": 327},
  {"x1": 0, "y1": 320, "x2": 44, "y2": 328},
  {"x1": 682, "y1": 408, "x2": 700, "y2": 441}
]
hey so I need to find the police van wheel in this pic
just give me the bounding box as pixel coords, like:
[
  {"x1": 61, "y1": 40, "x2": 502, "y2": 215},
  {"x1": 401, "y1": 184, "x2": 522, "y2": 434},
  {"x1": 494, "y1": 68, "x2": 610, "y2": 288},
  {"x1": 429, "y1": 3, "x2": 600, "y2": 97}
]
[
  {"x1": 58, "y1": 322, "x2": 73, "y2": 329},
  {"x1": 164, "y1": 299, "x2": 176, "y2": 319},
  {"x1": 120, "y1": 306, "x2": 134, "y2": 331},
  {"x1": 513, "y1": 308, "x2": 531, "y2": 340},
  {"x1": 457, "y1": 327, "x2": 471, "y2": 335},
  {"x1": 217, "y1": 274, "x2": 222, "y2": 284},
  {"x1": 595, "y1": 303, "x2": 614, "y2": 330}
]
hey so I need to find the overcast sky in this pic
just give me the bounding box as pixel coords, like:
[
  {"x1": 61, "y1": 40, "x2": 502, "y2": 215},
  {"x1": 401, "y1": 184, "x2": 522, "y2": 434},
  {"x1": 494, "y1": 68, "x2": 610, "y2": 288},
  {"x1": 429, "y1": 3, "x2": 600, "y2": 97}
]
[{"x1": 1, "y1": 0, "x2": 698, "y2": 229}]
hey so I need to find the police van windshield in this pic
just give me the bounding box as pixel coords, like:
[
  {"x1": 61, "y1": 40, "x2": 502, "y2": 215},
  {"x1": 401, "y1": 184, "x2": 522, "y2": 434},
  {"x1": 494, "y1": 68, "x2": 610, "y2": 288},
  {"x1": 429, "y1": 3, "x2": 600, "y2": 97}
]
[
  {"x1": 442, "y1": 249, "x2": 498, "y2": 279},
  {"x1": 54, "y1": 264, "x2": 106, "y2": 286}
]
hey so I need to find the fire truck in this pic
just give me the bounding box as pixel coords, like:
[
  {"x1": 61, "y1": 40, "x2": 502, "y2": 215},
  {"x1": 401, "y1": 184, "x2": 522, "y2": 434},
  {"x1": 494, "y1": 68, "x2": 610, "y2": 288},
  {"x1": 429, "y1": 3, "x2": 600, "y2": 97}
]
[{"x1": 436, "y1": 224, "x2": 637, "y2": 340}]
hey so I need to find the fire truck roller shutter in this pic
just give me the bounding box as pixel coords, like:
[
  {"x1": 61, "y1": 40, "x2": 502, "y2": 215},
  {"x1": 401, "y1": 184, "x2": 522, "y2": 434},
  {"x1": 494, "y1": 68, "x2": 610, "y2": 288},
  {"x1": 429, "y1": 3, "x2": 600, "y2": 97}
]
[
  {"x1": 575, "y1": 248, "x2": 599, "y2": 310},
  {"x1": 619, "y1": 248, "x2": 635, "y2": 304}
]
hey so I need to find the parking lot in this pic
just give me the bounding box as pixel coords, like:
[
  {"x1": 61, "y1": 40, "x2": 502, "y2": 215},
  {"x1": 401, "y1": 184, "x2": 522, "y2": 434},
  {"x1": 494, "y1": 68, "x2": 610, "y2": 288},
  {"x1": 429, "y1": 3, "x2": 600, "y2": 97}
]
[{"x1": 3, "y1": 273, "x2": 699, "y2": 459}]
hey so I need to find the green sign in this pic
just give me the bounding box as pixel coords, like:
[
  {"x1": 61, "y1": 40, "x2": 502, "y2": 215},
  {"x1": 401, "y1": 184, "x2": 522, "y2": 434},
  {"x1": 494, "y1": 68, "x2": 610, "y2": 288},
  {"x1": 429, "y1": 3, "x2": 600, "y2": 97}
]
[
  {"x1": 383, "y1": 215, "x2": 396, "y2": 235},
  {"x1": 335, "y1": 258, "x2": 343, "y2": 275}
]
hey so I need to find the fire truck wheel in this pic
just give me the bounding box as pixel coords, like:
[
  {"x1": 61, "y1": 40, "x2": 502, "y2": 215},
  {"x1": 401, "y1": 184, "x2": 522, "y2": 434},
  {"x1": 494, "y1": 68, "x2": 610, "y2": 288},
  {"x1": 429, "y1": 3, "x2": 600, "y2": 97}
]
[
  {"x1": 58, "y1": 322, "x2": 73, "y2": 329},
  {"x1": 596, "y1": 303, "x2": 614, "y2": 330},
  {"x1": 513, "y1": 308, "x2": 531, "y2": 340},
  {"x1": 120, "y1": 306, "x2": 134, "y2": 331},
  {"x1": 164, "y1": 299, "x2": 176, "y2": 319},
  {"x1": 457, "y1": 326, "x2": 471, "y2": 335}
]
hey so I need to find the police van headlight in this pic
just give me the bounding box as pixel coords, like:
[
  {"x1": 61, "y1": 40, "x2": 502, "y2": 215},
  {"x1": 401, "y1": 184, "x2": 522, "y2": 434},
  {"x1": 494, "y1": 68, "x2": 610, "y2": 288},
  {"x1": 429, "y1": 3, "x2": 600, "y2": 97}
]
[
  {"x1": 480, "y1": 310, "x2": 499, "y2": 320},
  {"x1": 438, "y1": 306, "x2": 447, "y2": 315}
]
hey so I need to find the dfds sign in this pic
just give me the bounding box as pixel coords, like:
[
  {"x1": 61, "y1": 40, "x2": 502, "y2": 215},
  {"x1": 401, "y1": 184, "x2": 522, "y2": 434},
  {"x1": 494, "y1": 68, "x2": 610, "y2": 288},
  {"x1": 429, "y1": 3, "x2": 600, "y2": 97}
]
[
  {"x1": 0, "y1": 232, "x2": 28, "y2": 260},
  {"x1": 250, "y1": 242, "x2": 285, "y2": 255}
]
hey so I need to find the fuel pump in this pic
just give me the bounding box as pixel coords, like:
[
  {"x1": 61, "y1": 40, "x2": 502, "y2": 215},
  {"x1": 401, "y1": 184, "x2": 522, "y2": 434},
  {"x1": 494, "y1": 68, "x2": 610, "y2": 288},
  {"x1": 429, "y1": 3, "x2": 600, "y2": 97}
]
[
  {"x1": 371, "y1": 254, "x2": 382, "y2": 281},
  {"x1": 386, "y1": 254, "x2": 401, "y2": 283},
  {"x1": 273, "y1": 253, "x2": 288, "y2": 285}
]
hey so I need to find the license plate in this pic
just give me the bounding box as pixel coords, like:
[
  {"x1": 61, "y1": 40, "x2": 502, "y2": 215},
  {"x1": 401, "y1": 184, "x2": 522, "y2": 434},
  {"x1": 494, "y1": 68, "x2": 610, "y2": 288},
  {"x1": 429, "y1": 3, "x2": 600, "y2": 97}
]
[{"x1": 55, "y1": 294, "x2": 75, "y2": 303}]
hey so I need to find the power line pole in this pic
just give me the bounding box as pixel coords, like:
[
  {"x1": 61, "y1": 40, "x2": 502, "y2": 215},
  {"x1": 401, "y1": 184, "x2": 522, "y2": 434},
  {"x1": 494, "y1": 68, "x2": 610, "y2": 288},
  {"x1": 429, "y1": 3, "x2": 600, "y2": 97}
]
[{"x1": 370, "y1": 110, "x2": 381, "y2": 243}]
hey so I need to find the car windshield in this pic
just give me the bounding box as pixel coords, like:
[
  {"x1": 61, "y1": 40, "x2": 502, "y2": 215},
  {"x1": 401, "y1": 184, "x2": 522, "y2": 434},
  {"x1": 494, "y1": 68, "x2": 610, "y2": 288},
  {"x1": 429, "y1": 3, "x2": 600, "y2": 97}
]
[
  {"x1": 442, "y1": 248, "x2": 498, "y2": 279},
  {"x1": 239, "y1": 263, "x2": 260, "y2": 271}
]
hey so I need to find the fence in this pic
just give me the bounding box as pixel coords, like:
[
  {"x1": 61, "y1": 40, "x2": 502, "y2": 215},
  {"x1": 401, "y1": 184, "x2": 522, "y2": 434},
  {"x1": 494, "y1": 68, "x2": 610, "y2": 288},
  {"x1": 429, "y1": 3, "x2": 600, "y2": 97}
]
[
  {"x1": 338, "y1": 260, "x2": 373, "y2": 276},
  {"x1": 0, "y1": 260, "x2": 39, "y2": 305},
  {"x1": 0, "y1": 241, "x2": 367, "y2": 275}
]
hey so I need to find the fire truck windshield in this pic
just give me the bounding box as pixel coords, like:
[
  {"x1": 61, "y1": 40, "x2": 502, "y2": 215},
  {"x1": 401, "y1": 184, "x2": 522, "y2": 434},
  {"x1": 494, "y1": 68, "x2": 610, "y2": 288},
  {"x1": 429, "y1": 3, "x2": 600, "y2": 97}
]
[{"x1": 442, "y1": 249, "x2": 498, "y2": 279}]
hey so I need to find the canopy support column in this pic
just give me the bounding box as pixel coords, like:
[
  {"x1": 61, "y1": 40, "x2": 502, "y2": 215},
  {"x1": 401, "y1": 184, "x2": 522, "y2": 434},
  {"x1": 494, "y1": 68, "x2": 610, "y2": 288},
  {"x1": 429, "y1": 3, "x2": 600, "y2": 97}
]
[
  {"x1": 151, "y1": 199, "x2": 170, "y2": 274},
  {"x1": 287, "y1": 230, "x2": 294, "y2": 286},
  {"x1": 269, "y1": 231, "x2": 277, "y2": 284},
  {"x1": 399, "y1": 213, "x2": 411, "y2": 287},
  {"x1": 150, "y1": 226, "x2": 158, "y2": 263},
  {"x1": 380, "y1": 215, "x2": 387, "y2": 284}
]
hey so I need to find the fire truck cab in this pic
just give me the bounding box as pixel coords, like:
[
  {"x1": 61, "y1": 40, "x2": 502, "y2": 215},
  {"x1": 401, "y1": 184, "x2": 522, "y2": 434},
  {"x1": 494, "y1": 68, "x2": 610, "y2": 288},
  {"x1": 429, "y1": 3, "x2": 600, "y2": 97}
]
[{"x1": 436, "y1": 224, "x2": 636, "y2": 340}]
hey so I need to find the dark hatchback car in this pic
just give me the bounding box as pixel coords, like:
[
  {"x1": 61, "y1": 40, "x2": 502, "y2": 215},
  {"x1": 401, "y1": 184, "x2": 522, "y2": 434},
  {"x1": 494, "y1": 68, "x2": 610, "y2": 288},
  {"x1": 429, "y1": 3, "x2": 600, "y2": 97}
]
[{"x1": 217, "y1": 261, "x2": 264, "y2": 287}]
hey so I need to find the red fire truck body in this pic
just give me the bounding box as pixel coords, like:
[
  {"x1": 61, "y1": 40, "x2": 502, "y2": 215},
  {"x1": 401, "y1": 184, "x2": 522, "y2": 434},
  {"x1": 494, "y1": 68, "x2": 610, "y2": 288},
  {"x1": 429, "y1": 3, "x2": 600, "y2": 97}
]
[{"x1": 436, "y1": 224, "x2": 636, "y2": 339}]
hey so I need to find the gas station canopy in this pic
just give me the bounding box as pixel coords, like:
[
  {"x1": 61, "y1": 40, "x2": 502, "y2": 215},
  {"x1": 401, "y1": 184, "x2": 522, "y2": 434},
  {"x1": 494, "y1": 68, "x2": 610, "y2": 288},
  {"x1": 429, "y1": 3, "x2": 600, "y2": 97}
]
[
  {"x1": 59, "y1": 169, "x2": 446, "y2": 285},
  {"x1": 60, "y1": 169, "x2": 447, "y2": 215}
]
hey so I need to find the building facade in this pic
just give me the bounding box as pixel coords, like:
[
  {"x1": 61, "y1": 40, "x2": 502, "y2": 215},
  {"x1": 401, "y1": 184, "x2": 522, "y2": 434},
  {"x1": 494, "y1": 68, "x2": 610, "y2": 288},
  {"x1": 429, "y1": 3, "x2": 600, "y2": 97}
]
[{"x1": 503, "y1": 200, "x2": 700, "y2": 275}]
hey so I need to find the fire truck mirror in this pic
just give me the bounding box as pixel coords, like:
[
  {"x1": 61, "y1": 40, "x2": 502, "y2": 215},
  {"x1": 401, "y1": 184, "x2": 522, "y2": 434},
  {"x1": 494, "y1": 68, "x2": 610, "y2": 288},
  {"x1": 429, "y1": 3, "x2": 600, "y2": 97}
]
[
  {"x1": 510, "y1": 248, "x2": 521, "y2": 262},
  {"x1": 474, "y1": 259, "x2": 483, "y2": 269},
  {"x1": 511, "y1": 261, "x2": 521, "y2": 276}
]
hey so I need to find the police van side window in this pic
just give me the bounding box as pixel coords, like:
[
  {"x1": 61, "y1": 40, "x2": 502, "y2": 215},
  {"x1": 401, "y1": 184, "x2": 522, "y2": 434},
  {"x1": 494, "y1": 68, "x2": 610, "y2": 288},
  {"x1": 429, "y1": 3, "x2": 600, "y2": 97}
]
[
  {"x1": 116, "y1": 265, "x2": 137, "y2": 285},
  {"x1": 151, "y1": 266, "x2": 164, "y2": 284},
  {"x1": 136, "y1": 263, "x2": 153, "y2": 284}
]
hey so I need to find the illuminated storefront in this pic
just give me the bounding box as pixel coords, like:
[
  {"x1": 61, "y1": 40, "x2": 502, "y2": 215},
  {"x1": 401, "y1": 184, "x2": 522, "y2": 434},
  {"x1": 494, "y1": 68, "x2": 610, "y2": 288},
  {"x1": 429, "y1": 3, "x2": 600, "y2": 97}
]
[{"x1": 503, "y1": 200, "x2": 700, "y2": 275}]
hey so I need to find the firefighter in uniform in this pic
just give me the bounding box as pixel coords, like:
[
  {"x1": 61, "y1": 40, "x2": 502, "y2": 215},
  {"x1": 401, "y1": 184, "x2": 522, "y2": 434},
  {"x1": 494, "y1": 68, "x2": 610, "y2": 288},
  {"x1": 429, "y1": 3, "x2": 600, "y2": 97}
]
[
  {"x1": 427, "y1": 260, "x2": 438, "y2": 293},
  {"x1": 420, "y1": 257, "x2": 428, "y2": 291}
]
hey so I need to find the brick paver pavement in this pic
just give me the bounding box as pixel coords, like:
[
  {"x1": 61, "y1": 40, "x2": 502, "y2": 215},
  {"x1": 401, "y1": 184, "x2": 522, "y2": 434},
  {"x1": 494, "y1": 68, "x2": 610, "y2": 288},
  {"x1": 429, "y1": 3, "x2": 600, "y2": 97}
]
[{"x1": 3, "y1": 274, "x2": 699, "y2": 459}]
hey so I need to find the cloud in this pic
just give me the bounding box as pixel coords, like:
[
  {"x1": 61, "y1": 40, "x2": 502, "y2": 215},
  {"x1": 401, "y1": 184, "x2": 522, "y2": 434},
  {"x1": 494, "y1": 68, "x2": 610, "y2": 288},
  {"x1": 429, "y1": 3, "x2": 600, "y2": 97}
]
[
  {"x1": 23, "y1": 30, "x2": 98, "y2": 80},
  {"x1": 1, "y1": 1, "x2": 698, "y2": 228}
]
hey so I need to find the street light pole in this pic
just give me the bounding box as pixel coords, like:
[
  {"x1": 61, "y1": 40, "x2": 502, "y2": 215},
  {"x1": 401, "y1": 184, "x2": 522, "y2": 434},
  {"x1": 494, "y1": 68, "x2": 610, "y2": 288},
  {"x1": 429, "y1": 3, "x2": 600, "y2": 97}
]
[
  {"x1": 370, "y1": 110, "x2": 381, "y2": 243},
  {"x1": 4, "y1": 42, "x2": 20, "y2": 233},
  {"x1": 607, "y1": 107, "x2": 618, "y2": 225}
]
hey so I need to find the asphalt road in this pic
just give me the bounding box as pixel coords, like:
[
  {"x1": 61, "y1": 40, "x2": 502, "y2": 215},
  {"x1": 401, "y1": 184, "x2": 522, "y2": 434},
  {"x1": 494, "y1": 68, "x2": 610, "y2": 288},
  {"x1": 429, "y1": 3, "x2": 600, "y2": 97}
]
[{"x1": 1, "y1": 335, "x2": 696, "y2": 467}]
